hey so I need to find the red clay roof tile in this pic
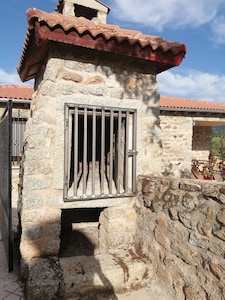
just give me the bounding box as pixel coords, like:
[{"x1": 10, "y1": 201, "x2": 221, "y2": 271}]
[
  {"x1": 1, "y1": 85, "x2": 224, "y2": 114},
  {"x1": 0, "y1": 85, "x2": 33, "y2": 100},
  {"x1": 17, "y1": 8, "x2": 186, "y2": 81},
  {"x1": 160, "y1": 96, "x2": 225, "y2": 112}
]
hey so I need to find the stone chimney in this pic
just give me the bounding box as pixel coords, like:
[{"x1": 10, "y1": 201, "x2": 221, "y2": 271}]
[{"x1": 59, "y1": 0, "x2": 110, "y2": 24}]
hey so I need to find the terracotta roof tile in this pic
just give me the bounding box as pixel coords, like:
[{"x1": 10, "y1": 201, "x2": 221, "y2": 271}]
[
  {"x1": 17, "y1": 8, "x2": 186, "y2": 81},
  {"x1": 160, "y1": 96, "x2": 225, "y2": 112},
  {"x1": 0, "y1": 85, "x2": 33, "y2": 100},
  {"x1": 1, "y1": 85, "x2": 224, "y2": 114},
  {"x1": 25, "y1": 9, "x2": 185, "y2": 55}
]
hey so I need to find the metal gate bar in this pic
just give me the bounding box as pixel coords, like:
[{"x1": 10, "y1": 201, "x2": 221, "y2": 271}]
[
  {"x1": 125, "y1": 111, "x2": 129, "y2": 193},
  {"x1": 132, "y1": 112, "x2": 137, "y2": 193},
  {"x1": 109, "y1": 110, "x2": 114, "y2": 194},
  {"x1": 0, "y1": 100, "x2": 13, "y2": 272},
  {"x1": 117, "y1": 110, "x2": 122, "y2": 194},
  {"x1": 73, "y1": 107, "x2": 78, "y2": 196},
  {"x1": 83, "y1": 107, "x2": 87, "y2": 195},
  {"x1": 92, "y1": 109, "x2": 96, "y2": 196},
  {"x1": 100, "y1": 109, "x2": 105, "y2": 194}
]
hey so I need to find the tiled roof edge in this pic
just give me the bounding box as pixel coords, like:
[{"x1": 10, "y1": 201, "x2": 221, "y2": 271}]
[
  {"x1": 160, "y1": 95, "x2": 225, "y2": 112},
  {"x1": 17, "y1": 8, "x2": 186, "y2": 81},
  {"x1": 25, "y1": 8, "x2": 186, "y2": 54},
  {"x1": 0, "y1": 85, "x2": 33, "y2": 100}
]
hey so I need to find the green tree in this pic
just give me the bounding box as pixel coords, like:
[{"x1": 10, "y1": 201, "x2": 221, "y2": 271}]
[
  {"x1": 211, "y1": 130, "x2": 225, "y2": 180},
  {"x1": 211, "y1": 130, "x2": 225, "y2": 162}
]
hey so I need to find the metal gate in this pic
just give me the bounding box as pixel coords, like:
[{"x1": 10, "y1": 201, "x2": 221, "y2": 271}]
[
  {"x1": 0, "y1": 100, "x2": 13, "y2": 272},
  {"x1": 64, "y1": 103, "x2": 137, "y2": 201}
]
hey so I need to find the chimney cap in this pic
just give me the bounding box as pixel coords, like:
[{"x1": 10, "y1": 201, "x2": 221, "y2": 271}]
[{"x1": 55, "y1": 0, "x2": 110, "y2": 14}]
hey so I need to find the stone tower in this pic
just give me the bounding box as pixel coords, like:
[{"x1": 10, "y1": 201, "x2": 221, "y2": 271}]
[{"x1": 17, "y1": 0, "x2": 185, "y2": 298}]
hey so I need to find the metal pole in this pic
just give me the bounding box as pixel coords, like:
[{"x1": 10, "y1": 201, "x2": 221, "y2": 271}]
[
  {"x1": 83, "y1": 107, "x2": 87, "y2": 196},
  {"x1": 92, "y1": 109, "x2": 96, "y2": 196},
  {"x1": 74, "y1": 107, "x2": 78, "y2": 197},
  {"x1": 125, "y1": 111, "x2": 129, "y2": 192},
  {"x1": 101, "y1": 109, "x2": 105, "y2": 194}
]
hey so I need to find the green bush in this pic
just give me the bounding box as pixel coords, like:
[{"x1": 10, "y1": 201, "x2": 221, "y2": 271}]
[
  {"x1": 211, "y1": 130, "x2": 225, "y2": 161},
  {"x1": 211, "y1": 129, "x2": 225, "y2": 180}
]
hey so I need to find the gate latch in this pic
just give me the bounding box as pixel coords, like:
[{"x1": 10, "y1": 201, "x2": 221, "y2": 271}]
[{"x1": 128, "y1": 149, "x2": 138, "y2": 157}]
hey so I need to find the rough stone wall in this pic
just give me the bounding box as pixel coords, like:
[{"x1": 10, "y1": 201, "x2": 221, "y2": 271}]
[
  {"x1": 160, "y1": 114, "x2": 193, "y2": 177},
  {"x1": 135, "y1": 175, "x2": 225, "y2": 300},
  {"x1": 18, "y1": 44, "x2": 161, "y2": 261},
  {"x1": 99, "y1": 202, "x2": 137, "y2": 253},
  {"x1": 192, "y1": 125, "x2": 212, "y2": 160}
]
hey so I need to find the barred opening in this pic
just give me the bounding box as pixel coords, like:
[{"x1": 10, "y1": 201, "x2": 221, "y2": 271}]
[
  {"x1": 64, "y1": 104, "x2": 137, "y2": 201},
  {"x1": 12, "y1": 116, "x2": 27, "y2": 165}
]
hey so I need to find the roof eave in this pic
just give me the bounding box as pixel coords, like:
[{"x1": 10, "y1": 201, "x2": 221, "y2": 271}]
[
  {"x1": 160, "y1": 106, "x2": 225, "y2": 114},
  {"x1": 17, "y1": 26, "x2": 49, "y2": 82},
  {"x1": 17, "y1": 15, "x2": 185, "y2": 81}
]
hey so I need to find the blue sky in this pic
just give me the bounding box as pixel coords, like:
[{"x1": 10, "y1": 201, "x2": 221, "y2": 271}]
[{"x1": 1, "y1": 0, "x2": 225, "y2": 102}]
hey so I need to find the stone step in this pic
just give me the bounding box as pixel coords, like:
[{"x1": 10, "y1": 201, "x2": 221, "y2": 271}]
[{"x1": 60, "y1": 249, "x2": 153, "y2": 299}]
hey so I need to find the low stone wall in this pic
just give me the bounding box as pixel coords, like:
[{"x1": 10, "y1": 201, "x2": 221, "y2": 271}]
[{"x1": 135, "y1": 176, "x2": 225, "y2": 299}]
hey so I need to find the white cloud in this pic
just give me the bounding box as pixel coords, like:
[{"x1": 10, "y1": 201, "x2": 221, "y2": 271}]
[
  {"x1": 157, "y1": 70, "x2": 225, "y2": 103},
  {"x1": 0, "y1": 68, "x2": 24, "y2": 85},
  {"x1": 111, "y1": 0, "x2": 224, "y2": 32},
  {"x1": 211, "y1": 16, "x2": 225, "y2": 44}
]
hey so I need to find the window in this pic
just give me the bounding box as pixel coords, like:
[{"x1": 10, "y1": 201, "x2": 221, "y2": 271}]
[
  {"x1": 64, "y1": 104, "x2": 137, "y2": 201},
  {"x1": 74, "y1": 4, "x2": 97, "y2": 20},
  {"x1": 12, "y1": 116, "x2": 27, "y2": 165}
]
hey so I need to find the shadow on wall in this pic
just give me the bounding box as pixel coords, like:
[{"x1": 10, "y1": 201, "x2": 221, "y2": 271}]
[
  {"x1": 162, "y1": 162, "x2": 190, "y2": 178},
  {"x1": 62, "y1": 45, "x2": 163, "y2": 149},
  {"x1": 108, "y1": 52, "x2": 162, "y2": 149}
]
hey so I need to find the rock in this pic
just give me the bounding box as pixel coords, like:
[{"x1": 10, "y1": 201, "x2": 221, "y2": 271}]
[
  {"x1": 183, "y1": 285, "x2": 206, "y2": 300},
  {"x1": 216, "y1": 209, "x2": 225, "y2": 225},
  {"x1": 25, "y1": 257, "x2": 64, "y2": 300},
  {"x1": 178, "y1": 212, "x2": 192, "y2": 229},
  {"x1": 180, "y1": 181, "x2": 201, "y2": 192},
  {"x1": 213, "y1": 228, "x2": 225, "y2": 241}
]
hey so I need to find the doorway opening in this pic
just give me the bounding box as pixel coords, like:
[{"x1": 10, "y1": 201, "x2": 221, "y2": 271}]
[{"x1": 59, "y1": 208, "x2": 104, "y2": 257}]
